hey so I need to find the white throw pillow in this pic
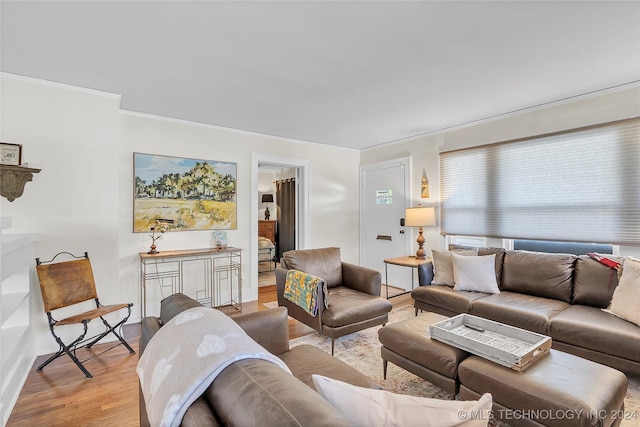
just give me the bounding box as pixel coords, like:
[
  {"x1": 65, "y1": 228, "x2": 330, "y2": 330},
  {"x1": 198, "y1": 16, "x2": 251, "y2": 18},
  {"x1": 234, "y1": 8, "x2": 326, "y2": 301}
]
[
  {"x1": 604, "y1": 257, "x2": 640, "y2": 327},
  {"x1": 452, "y1": 253, "x2": 500, "y2": 294},
  {"x1": 432, "y1": 249, "x2": 478, "y2": 287},
  {"x1": 312, "y1": 374, "x2": 492, "y2": 427}
]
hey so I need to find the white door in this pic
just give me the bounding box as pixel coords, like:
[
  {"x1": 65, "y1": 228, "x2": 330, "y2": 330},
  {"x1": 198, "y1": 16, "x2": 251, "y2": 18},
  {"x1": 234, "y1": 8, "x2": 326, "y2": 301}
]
[{"x1": 360, "y1": 158, "x2": 412, "y2": 294}]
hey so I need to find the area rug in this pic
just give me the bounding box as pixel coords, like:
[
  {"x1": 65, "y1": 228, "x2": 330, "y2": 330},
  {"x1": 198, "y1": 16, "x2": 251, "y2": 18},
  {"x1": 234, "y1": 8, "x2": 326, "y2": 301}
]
[{"x1": 268, "y1": 302, "x2": 640, "y2": 426}]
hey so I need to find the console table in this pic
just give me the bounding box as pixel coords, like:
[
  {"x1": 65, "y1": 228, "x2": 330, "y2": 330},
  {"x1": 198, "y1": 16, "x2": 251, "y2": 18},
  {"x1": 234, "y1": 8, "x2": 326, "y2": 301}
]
[{"x1": 139, "y1": 247, "x2": 242, "y2": 317}]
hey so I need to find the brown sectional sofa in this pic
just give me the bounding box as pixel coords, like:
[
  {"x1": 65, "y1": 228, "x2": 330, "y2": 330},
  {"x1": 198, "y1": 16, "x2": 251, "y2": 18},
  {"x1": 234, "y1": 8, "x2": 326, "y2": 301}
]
[
  {"x1": 412, "y1": 246, "x2": 640, "y2": 376},
  {"x1": 139, "y1": 293, "x2": 381, "y2": 427}
]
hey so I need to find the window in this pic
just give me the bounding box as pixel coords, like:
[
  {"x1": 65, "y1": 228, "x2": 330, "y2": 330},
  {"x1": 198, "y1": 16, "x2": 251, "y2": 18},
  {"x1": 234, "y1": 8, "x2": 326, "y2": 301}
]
[
  {"x1": 513, "y1": 239, "x2": 614, "y2": 255},
  {"x1": 440, "y1": 118, "x2": 640, "y2": 246},
  {"x1": 447, "y1": 235, "x2": 487, "y2": 248}
]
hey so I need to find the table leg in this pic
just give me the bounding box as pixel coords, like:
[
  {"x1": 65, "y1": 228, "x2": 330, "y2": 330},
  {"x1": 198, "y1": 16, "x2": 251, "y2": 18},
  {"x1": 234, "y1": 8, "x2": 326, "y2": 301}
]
[{"x1": 385, "y1": 262, "x2": 389, "y2": 299}]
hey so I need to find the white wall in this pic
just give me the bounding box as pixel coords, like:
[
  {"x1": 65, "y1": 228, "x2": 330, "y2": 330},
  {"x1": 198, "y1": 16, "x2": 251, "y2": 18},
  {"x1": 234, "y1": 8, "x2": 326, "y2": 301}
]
[
  {"x1": 360, "y1": 85, "x2": 640, "y2": 259},
  {"x1": 0, "y1": 74, "x2": 361, "y2": 354},
  {"x1": 4, "y1": 73, "x2": 637, "y2": 355}
]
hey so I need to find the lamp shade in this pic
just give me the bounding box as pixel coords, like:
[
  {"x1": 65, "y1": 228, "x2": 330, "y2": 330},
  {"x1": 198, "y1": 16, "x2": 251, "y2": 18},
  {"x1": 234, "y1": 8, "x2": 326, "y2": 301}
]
[
  {"x1": 405, "y1": 207, "x2": 436, "y2": 227},
  {"x1": 261, "y1": 194, "x2": 274, "y2": 203}
]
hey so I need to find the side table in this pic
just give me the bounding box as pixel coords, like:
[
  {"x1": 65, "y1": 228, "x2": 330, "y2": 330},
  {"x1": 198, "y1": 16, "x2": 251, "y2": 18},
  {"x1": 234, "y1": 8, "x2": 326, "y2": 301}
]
[{"x1": 383, "y1": 255, "x2": 431, "y2": 299}]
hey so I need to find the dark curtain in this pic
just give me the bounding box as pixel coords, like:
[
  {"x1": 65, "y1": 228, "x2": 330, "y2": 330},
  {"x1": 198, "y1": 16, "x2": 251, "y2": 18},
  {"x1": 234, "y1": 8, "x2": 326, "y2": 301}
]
[{"x1": 276, "y1": 178, "x2": 295, "y2": 258}]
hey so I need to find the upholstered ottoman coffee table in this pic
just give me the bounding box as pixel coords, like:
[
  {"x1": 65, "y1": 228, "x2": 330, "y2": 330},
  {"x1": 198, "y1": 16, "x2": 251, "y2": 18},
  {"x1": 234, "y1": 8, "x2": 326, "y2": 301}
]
[
  {"x1": 458, "y1": 350, "x2": 628, "y2": 427},
  {"x1": 378, "y1": 312, "x2": 469, "y2": 395}
]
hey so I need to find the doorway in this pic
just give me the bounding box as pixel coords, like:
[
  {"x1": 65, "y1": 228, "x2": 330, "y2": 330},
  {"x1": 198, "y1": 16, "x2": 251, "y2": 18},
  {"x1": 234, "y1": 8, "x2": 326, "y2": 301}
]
[
  {"x1": 251, "y1": 153, "x2": 309, "y2": 301},
  {"x1": 257, "y1": 165, "x2": 295, "y2": 278},
  {"x1": 360, "y1": 157, "x2": 412, "y2": 292}
]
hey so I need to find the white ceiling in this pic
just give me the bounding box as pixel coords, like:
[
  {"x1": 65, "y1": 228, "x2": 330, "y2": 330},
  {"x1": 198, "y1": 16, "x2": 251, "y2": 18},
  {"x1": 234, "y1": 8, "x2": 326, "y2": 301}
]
[{"x1": 2, "y1": 1, "x2": 639, "y2": 150}]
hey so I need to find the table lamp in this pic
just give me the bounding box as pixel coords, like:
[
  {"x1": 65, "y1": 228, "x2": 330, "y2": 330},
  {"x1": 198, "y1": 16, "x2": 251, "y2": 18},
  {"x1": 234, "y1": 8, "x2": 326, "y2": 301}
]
[{"x1": 405, "y1": 206, "x2": 436, "y2": 259}]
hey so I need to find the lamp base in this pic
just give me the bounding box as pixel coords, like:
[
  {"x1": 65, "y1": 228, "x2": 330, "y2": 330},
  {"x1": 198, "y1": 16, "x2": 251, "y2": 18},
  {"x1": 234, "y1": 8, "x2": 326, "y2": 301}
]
[{"x1": 415, "y1": 226, "x2": 426, "y2": 259}]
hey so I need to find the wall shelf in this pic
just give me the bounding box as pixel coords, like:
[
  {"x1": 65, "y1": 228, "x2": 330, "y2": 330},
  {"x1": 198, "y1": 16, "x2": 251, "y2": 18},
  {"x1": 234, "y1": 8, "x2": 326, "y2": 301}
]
[{"x1": 0, "y1": 165, "x2": 41, "y2": 202}]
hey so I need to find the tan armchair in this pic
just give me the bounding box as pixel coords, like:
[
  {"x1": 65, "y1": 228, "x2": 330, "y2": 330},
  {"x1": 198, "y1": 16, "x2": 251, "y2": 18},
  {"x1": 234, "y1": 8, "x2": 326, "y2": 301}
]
[{"x1": 276, "y1": 247, "x2": 392, "y2": 354}]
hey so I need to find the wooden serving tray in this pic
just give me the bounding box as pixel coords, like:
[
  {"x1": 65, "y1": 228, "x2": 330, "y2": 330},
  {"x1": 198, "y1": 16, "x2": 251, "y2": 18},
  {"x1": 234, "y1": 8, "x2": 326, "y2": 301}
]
[{"x1": 429, "y1": 314, "x2": 551, "y2": 371}]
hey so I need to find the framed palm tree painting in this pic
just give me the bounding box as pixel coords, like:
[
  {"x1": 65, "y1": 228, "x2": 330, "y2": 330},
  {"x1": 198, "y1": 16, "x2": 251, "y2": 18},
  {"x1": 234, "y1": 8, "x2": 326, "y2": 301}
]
[{"x1": 133, "y1": 153, "x2": 237, "y2": 232}]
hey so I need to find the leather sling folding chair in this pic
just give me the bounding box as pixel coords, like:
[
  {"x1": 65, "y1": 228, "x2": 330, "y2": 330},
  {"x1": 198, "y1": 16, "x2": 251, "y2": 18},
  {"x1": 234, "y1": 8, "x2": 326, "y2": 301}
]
[{"x1": 35, "y1": 252, "x2": 135, "y2": 378}]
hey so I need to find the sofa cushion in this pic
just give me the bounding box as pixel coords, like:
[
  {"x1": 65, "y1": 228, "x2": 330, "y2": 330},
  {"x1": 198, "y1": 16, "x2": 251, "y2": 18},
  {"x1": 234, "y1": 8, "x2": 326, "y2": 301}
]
[
  {"x1": 572, "y1": 255, "x2": 619, "y2": 308},
  {"x1": 449, "y1": 245, "x2": 506, "y2": 287},
  {"x1": 283, "y1": 247, "x2": 343, "y2": 288},
  {"x1": 312, "y1": 374, "x2": 492, "y2": 427},
  {"x1": 501, "y1": 250, "x2": 576, "y2": 303},
  {"x1": 206, "y1": 358, "x2": 352, "y2": 426},
  {"x1": 550, "y1": 305, "x2": 640, "y2": 363},
  {"x1": 470, "y1": 291, "x2": 570, "y2": 334},
  {"x1": 412, "y1": 285, "x2": 490, "y2": 315},
  {"x1": 279, "y1": 344, "x2": 382, "y2": 390},
  {"x1": 605, "y1": 256, "x2": 640, "y2": 327},
  {"x1": 452, "y1": 253, "x2": 500, "y2": 294},
  {"x1": 322, "y1": 286, "x2": 392, "y2": 327},
  {"x1": 431, "y1": 248, "x2": 477, "y2": 286}
]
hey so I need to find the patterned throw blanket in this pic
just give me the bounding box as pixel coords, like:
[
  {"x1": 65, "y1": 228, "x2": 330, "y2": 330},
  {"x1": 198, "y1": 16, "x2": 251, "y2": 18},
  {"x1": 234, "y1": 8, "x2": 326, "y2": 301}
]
[
  {"x1": 137, "y1": 307, "x2": 292, "y2": 427},
  {"x1": 284, "y1": 269, "x2": 328, "y2": 316}
]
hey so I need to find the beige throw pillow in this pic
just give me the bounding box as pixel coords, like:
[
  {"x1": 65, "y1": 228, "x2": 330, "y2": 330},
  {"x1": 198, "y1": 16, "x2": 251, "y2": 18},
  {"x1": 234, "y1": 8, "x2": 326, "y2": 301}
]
[
  {"x1": 452, "y1": 253, "x2": 500, "y2": 294},
  {"x1": 312, "y1": 374, "x2": 492, "y2": 427},
  {"x1": 604, "y1": 257, "x2": 640, "y2": 327},
  {"x1": 432, "y1": 248, "x2": 478, "y2": 287}
]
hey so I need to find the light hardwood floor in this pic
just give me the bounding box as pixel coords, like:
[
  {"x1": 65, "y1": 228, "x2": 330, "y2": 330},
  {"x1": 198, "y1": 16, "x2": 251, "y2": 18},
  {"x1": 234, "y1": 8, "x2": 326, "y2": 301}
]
[{"x1": 7, "y1": 285, "x2": 412, "y2": 426}]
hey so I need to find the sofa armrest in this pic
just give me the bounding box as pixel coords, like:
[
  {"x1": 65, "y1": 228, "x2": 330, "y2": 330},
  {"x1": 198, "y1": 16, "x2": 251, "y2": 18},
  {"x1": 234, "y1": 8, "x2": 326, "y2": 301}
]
[
  {"x1": 233, "y1": 307, "x2": 290, "y2": 355},
  {"x1": 139, "y1": 316, "x2": 161, "y2": 427},
  {"x1": 417, "y1": 261, "x2": 434, "y2": 286},
  {"x1": 160, "y1": 292, "x2": 203, "y2": 325},
  {"x1": 276, "y1": 267, "x2": 288, "y2": 293},
  {"x1": 140, "y1": 316, "x2": 161, "y2": 354},
  {"x1": 342, "y1": 262, "x2": 382, "y2": 296}
]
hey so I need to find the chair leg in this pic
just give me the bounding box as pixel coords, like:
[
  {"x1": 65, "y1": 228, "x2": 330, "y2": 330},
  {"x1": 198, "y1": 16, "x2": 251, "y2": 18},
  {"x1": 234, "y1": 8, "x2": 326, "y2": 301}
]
[
  {"x1": 383, "y1": 359, "x2": 388, "y2": 379},
  {"x1": 86, "y1": 305, "x2": 135, "y2": 354},
  {"x1": 37, "y1": 320, "x2": 93, "y2": 378},
  {"x1": 331, "y1": 338, "x2": 335, "y2": 355}
]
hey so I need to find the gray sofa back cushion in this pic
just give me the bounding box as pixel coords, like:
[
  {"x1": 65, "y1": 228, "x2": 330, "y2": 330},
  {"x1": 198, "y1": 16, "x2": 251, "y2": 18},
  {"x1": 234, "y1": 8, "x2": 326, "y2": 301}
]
[
  {"x1": 501, "y1": 250, "x2": 576, "y2": 303},
  {"x1": 282, "y1": 247, "x2": 343, "y2": 288},
  {"x1": 572, "y1": 255, "x2": 619, "y2": 308}
]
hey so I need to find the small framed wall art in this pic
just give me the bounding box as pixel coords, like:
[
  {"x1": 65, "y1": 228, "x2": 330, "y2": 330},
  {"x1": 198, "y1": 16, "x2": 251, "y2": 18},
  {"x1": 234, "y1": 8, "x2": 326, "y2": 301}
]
[{"x1": 0, "y1": 143, "x2": 22, "y2": 166}]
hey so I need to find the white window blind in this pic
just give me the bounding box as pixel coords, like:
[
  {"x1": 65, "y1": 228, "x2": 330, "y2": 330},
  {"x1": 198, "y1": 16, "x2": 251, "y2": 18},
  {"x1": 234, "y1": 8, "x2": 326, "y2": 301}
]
[{"x1": 440, "y1": 118, "x2": 640, "y2": 246}]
